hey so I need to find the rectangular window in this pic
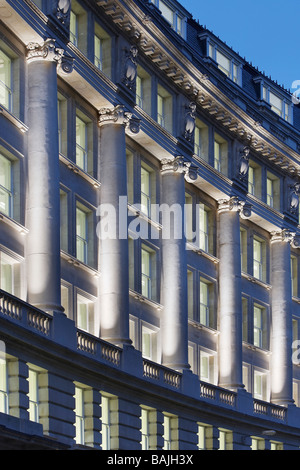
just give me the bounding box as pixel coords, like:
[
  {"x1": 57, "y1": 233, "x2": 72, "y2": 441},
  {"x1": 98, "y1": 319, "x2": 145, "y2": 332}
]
[
  {"x1": 28, "y1": 369, "x2": 39, "y2": 423},
  {"x1": 200, "y1": 280, "x2": 209, "y2": 326},
  {"x1": 262, "y1": 85, "x2": 290, "y2": 122},
  {"x1": 0, "y1": 252, "x2": 20, "y2": 297},
  {"x1": 187, "y1": 270, "x2": 194, "y2": 320},
  {"x1": 142, "y1": 326, "x2": 157, "y2": 361},
  {"x1": 163, "y1": 415, "x2": 172, "y2": 450},
  {"x1": 253, "y1": 305, "x2": 263, "y2": 348},
  {"x1": 214, "y1": 134, "x2": 228, "y2": 176},
  {"x1": 240, "y1": 228, "x2": 247, "y2": 272},
  {"x1": 198, "y1": 424, "x2": 206, "y2": 450},
  {"x1": 77, "y1": 293, "x2": 94, "y2": 334},
  {"x1": 0, "y1": 356, "x2": 8, "y2": 414},
  {"x1": 291, "y1": 256, "x2": 298, "y2": 297},
  {"x1": 76, "y1": 206, "x2": 88, "y2": 264},
  {"x1": 101, "y1": 396, "x2": 111, "y2": 450},
  {"x1": 157, "y1": 84, "x2": 172, "y2": 133},
  {"x1": 253, "y1": 237, "x2": 265, "y2": 281},
  {"x1": 94, "y1": 23, "x2": 111, "y2": 77},
  {"x1": 57, "y1": 94, "x2": 68, "y2": 156},
  {"x1": 70, "y1": 10, "x2": 78, "y2": 47},
  {"x1": 218, "y1": 428, "x2": 232, "y2": 450},
  {"x1": 266, "y1": 171, "x2": 280, "y2": 210},
  {"x1": 75, "y1": 385, "x2": 85, "y2": 445},
  {"x1": 208, "y1": 44, "x2": 240, "y2": 85},
  {"x1": 76, "y1": 116, "x2": 88, "y2": 171},
  {"x1": 199, "y1": 204, "x2": 209, "y2": 252},
  {"x1": 136, "y1": 75, "x2": 143, "y2": 107},
  {"x1": 253, "y1": 370, "x2": 267, "y2": 401},
  {"x1": 141, "y1": 408, "x2": 150, "y2": 450},
  {"x1": 194, "y1": 119, "x2": 209, "y2": 161},
  {"x1": 200, "y1": 350, "x2": 214, "y2": 383},
  {"x1": 141, "y1": 246, "x2": 156, "y2": 301},
  {"x1": 0, "y1": 49, "x2": 12, "y2": 112},
  {"x1": 141, "y1": 166, "x2": 151, "y2": 218},
  {"x1": 0, "y1": 154, "x2": 12, "y2": 217},
  {"x1": 248, "y1": 161, "x2": 261, "y2": 199},
  {"x1": 242, "y1": 297, "x2": 248, "y2": 342},
  {"x1": 136, "y1": 66, "x2": 151, "y2": 114}
]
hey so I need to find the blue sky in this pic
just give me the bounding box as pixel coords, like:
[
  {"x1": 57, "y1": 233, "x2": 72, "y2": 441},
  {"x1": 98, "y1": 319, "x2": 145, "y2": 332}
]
[{"x1": 179, "y1": 0, "x2": 299, "y2": 94}]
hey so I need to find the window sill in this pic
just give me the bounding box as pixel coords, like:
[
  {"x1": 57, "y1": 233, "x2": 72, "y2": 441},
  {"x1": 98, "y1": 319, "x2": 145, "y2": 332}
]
[
  {"x1": 129, "y1": 288, "x2": 162, "y2": 311},
  {"x1": 59, "y1": 154, "x2": 100, "y2": 188},
  {"x1": 61, "y1": 250, "x2": 99, "y2": 277},
  {"x1": 0, "y1": 212, "x2": 27, "y2": 235},
  {"x1": 188, "y1": 319, "x2": 219, "y2": 336},
  {"x1": 186, "y1": 242, "x2": 218, "y2": 263},
  {"x1": 0, "y1": 105, "x2": 28, "y2": 133},
  {"x1": 128, "y1": 203, "x2": 162, "y2": 231},
  {"x1": 243, "y1": 341, "x2": 270, "y2": 355},
  {"x1": 242, "y1": 272, "x2": 271, "y2": 290}
]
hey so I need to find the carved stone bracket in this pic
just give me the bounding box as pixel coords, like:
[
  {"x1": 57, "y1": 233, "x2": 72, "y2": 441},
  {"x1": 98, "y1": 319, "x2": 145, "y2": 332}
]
[
  {"x1": 98, "y1": 105, "x2": 140, "y2": 134},
  {"x1": 26, "y1": 39, "x2": 73, "y2": 74},
  {"x1": 218, "y1": 196, "x2": 252, "y2": 219},
  {"x1": 161, "y1": 156, "x2": 198, "y2": 183}
]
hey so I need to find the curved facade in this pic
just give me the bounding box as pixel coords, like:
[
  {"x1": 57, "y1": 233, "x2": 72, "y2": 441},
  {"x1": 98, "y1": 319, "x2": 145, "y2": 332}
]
[{"x1": 0, "y1": 0, "x2": 300, "y2": 450}]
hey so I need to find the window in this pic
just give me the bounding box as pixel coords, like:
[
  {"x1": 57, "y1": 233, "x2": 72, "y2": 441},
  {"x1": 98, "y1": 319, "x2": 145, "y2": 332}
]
[
  {"x1": 141, "y1": 408, "x2": 150, "y2": 450},
  {"x1": 266, "y1": 171, "x2": 280, "y2": 210},
  {"x1": 200, "y1": 279, "x2": 209, "y2": 326},
  {"x1": 70, "y1": 2, "x2": 87, "y2": 54},
  {"x1": 291, "y1": 255, "x2": 298, "y2": 297},
  {"x1": 262, "y1": 84, "x2": 291, "y2": 122},
  {"x1": 163, "y1": 415, "x2": 172, "y2": 450},
  {"x1": 199, "y1": 204, "x2": 209, "y2": 252},
  {"x1": 198, "y1": 424, "x2": 206, "y2": 450},
  {"x1": 248, "y1": 161, "x2": 261, "y2": 198},
  {"x1": 61, "y1": 284, "x2": 70, "y2": 317},
  {"x1": 75, "y1": 385, "x2": 85, "y2": 445},
  {"x1": 253, "y1": 369, "x2": 268, "y2": 400},
  {"x1": 0, "y1": 154, "x2": 12, "y2": 217},
  {"x1": 199, "y1": 350, "x2": 215, "y2": 383},
  {"x1": 253, "y1": 305, "x2": 263, "y2": 348},
  {"x1": 136, "y1": 66, "x2": 151, "y2": 114},
  {"x1": 253, "y1": 237, "x2": 265, "y2": 281},
  {"x1": 240, "y1": 228, "x2": 247, "y2": 272},
  {"x1": 75, "y1": 116, "x2": 87, "y2": 171},
  {"x1": 187, "y1": 270, "x2": 194, "y2": 320},
  {"x1": 0, "y1": 251, "x2": 20, "y2": 297},
  {"x1": 0, "y1": 49, "x2": 12, "y2": 112},
  {"x1": 101, "y1": 395, "x2": 111, "y2": 450},
  {"x1": 251, "y1": 437, "x2": 265, "y2": 450},
  {"x1": 218, "y1": 428, "x2": 233, "y2": 450},
  {"x1": 194, "y1": 119, "x2": 209, "y2": 161},
  {"x1": 242, "y1": 297, "x2": 248, "y2": 342},
  {"x1": 28, "y1": 368, "x2": 39, "y2": 423},
  {"x1": 270, "y1": 441, "x2": 284, "y2": 451},
  {"x1": 77, "y1": 293, "x2": 94, "y2": 334},
  {"x1": 76, "y1": 206, "x2": 88, "y2": 263},
  {"x1": 70, "y1": 10, "x2": 78, "y2": 47},
  {"x1": 157, "y1": 84, "x2": 172, "y2": 133},
  {"x1": 94, "y1": 23, "x2": 111, "y2": 77},
  {"x1": 57, "y1": 94, "x2": 68, "y2": 156},
  {"x1": 151, "y1": 0, "x2": 186, "y2": 36},
  {"x1": 0, "y1": 355, "x2": 8, "y2": 414},
  {"x1": 214, "y1": 133, "x2": 228, "y2": 176},
  {"x1": 141, "y1": 245, "x2": 157, "y2": 301},
  {"x1": 142, "y1": 325, "x2": 157, "y2": 361},
  {"x1": 141, "y1": 166, "x2": 151, "y2": 218},
  {"x1": 208, "y1": 44, "x2": 240, "y2": 85}
]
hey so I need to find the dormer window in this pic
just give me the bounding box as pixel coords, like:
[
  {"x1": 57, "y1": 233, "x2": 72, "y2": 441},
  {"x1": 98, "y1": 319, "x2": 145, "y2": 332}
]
[
  {"x1": 208, "y1": 43, "x2": 241, "y2": 85},
  {"x1": 254, "y1": 78, "x2": 292, "y2": 123},
  {"x1": 150, "y1": 0, "x2": 186, "y2": 37}
]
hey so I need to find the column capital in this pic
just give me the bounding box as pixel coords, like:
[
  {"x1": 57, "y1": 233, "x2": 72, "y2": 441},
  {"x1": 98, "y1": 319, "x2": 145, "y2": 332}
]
[
  {"x1": 161, "y1": 156, "x2": 198, "y2": 182},
  {"x1": 218, "y1": 196, "x2": 252, "y2": 219},
  {"x1": 270, "y1": 229, "x2": 300, "y2": 247},
  {"x1": 98, "y1": 105, "x2": 140, "y2": 134},
  {"x1": 26, "y1": 38, "x2": 73, "y2": 74}
]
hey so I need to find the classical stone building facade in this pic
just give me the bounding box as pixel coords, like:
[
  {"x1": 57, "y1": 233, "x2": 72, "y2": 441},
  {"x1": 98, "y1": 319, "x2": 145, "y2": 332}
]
[{"x1": 1, "y1": 0, "x2": 300, "y2": 450}]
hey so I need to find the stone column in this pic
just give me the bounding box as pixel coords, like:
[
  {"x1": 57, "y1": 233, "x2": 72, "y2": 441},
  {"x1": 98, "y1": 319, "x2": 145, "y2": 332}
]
[
  {"x1": 218, "y1": 197, "x2": 251, "y2": 390},
  {"x1": 160, "y1": 157, "x2": 195, "y2": 371},
  {"x1": 97, "y1": 106, "x2": 140, "y2": 346},
  {"x1": 270, "y1": 230, "x2": 294, "y2": 406},
  {"x1": 26, "y1": 39, "x2": 72, "y2": 314}
]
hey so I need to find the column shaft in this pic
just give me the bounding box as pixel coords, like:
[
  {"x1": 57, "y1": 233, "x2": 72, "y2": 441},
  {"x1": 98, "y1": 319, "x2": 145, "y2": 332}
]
[
  {"x1": 98, "y1": 109, "x2": 130, "y2": 345},
  {"x1": 160, "y1": 159, "x2": 189, "y2": 370},
  {"x1": 218, "y1": 199, "x2": 243, "y2": 389},
  {"x1": 26, "y1": 58, "x2": 62, "y2": 313},
  {"x1": 271, "y1": 232, "x2": 293, "y2": 405}
]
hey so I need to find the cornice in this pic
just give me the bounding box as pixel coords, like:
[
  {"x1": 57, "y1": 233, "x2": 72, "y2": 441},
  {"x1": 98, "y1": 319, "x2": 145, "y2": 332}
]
[{"x1": 98, "y1": 0, "x2": 300, "y2": 178}]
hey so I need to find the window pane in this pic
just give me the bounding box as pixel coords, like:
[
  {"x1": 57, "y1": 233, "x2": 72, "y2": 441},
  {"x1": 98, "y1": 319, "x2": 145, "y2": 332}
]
[
  {"x1": 141, "y1": 248, "x2": 151, "y2": 298},
  {"x1": 76, "y1": 207, "x2": 87, "y2": 263},
  {"x1": 159, "y1": 0, "x2": 173, "y2": 24},
  {"x1": 0, "y1": 154, "x2": 12, "y2": 216},
  {"x1": 76, "y1": 116, "x2": 87, "y2": 170},
  {"x1": 94, "y1": 35, "x2": 102, "y2": 70},
  {"x1": 141, "y1": 166, "x2": 151, "y2": 217},
  {"x1": 199, "y1": 205, "x2": 208, "y2": 251},
  {"x1": 0, "y1": 50, "x2": 12, "y2": 111},
  {"x1": 70, "y1": 11, "x2": 78, "y2": 46},
  {"x1": 216, "y1": 50, "x2": 230, "y2": 76}
]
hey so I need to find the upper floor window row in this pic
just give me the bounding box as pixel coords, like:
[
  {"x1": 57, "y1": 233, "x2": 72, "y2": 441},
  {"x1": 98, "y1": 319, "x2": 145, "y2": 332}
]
[
  {"x1": 254, "y1": 77, "x2": 292, "y2": 123},
  {"x1": 150, "y1": 0, "x2": 186, "y2": 37},
  {"x1": 208, "y1": 42, "x2": 241, "y2": 85}
]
